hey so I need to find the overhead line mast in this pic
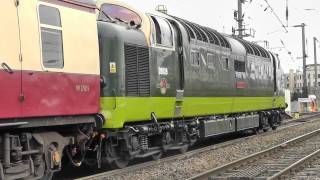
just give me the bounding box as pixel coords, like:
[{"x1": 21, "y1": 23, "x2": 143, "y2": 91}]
[
  {"x1": 234, "y1": 0, "x2": 254, "y2": 39},
  {"x1": 238, "y1": 0, "x2": 244, "y2": 39}
]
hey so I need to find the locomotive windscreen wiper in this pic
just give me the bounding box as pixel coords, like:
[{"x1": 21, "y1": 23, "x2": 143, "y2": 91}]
[
  {"x1": 97, "y1": 8, "x2": 116, "y2": 23},
  {"x1": 114, "y1": 17, "x2": 126, "y2": 23}
]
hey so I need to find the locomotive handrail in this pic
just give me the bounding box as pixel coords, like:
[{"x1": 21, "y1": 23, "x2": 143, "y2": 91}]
[
  {"x1": 1, "y1": 63, "x2": 13, "y2": 74},
  {"x1": 112, "y1": 89, "x2": 117, "y2": 109}
]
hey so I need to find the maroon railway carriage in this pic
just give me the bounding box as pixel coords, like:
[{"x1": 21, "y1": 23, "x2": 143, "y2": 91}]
[{"x1": 0, "y1": 0, "x2": 100, "y2": 179}]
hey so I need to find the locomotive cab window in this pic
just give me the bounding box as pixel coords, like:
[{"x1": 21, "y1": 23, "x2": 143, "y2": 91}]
[
  {"x1": 151, "y1": 16, "x2": 174, "y2": 48},
  {"x1": 100, "y1": 4, "x2": 142, "y2": 25},
  {"x1": 39, "y1": 5, "x2": 64, "y2": 69}
]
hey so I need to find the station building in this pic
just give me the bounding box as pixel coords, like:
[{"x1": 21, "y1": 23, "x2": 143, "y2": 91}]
[{"x1": 285, "y1": 64, "x2": 320, "y2": 98}]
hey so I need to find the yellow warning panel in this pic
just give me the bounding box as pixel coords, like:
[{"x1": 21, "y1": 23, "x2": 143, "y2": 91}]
[{"x1": 110, "y1": 62, "x2": 117, "y2": 74}]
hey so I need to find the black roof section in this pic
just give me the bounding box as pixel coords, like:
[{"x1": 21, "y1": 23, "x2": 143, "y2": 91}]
[
  {"x1": 173, "y1": 16, "x2": 230, "y2": 48},
  {"x1": 235, "y1": 38, "x2": 270, "y2": 58}
]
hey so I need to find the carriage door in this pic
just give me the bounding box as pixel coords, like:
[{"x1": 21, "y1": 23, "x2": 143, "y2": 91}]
[
  {"x1": 170, "y1": 21, "x2": 185, "y2": 116},
  {"x1": 0, "y1": 0, "x2": 22, "y2": 118}
]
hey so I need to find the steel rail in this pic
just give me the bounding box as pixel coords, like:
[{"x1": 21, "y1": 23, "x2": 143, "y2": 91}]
[
  {"x1": 268, "y1": 148, "x2": 320, "y2": 179},
  {"x1": 75, "y1": 113, "x2": 320, "y2": 180},
  {"x1": 188, "y1": 129, "x2": 320, "y2": 180}
]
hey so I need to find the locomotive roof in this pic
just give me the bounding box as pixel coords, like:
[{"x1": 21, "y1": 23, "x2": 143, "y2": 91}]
[
  {"x1": 94, "y1": 1, "x2": 271, "y2": 58},
  {"x1": 172, "y1": 17, "x2": 231, "y2": 49},
  {"x1": 234, "y1": 37, "x2": 270, "y2": 58},
  {"x1": 147, "y1": 10, "x2": 176, "y2": 21},
  {"x1": 61, "y1": 0, "x2": 96, "y2": 8},
  {"x1": 224, "y1": 36, "x2": 246, "y2": 56},
  {"x1": 170, "y1": 16, "x2": 270, "y2": 58}
]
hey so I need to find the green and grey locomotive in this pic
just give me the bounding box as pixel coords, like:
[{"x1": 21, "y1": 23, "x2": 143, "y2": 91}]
[{"x1": 96, "y1": 1, "x2": 286, "y2": 168}]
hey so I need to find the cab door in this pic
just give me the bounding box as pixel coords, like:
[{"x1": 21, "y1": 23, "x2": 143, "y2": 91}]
[
  {"x1": 170, "y1": 20, "x2": 185, "y2": 117},
  {"x1": 0, "y1": 0, "x2": 22, "y2": 118}
]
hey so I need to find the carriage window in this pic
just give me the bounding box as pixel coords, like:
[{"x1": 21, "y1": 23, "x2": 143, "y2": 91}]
[
  {"x1": 100, "y1": 4, "x2": 142, "y2": 25},
  {"x1": 151, "y1": 16, "x2": 173, "y2": 47},
  {"x1": 234, "y1": 60, "x2": 245, "y2": 72},
  {"x1": 39, "y1": 5, "x2": 64, "y2": 69},
  {"x1": 207, "y1": 53, "x2": 215, "y2": 69},
  {"x1": 222, "y1": 57, "x2": 229, "y2": 70},
  {"x1": 258, "y1": 65, "x2": 261, "y2": 74},
  {"x1": 250, "y1": 62, "x2": 255, "y2": 72},
  {"x1": 191, "y1": 51, "x2": 200, "y2": 66}
]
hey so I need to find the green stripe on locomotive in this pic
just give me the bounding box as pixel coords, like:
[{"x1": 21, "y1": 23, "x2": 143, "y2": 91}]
[{"x1": 101, "y1": 96, "x2": 285, "y2": 129}]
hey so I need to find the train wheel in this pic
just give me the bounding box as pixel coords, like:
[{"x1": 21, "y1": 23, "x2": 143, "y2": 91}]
[
  {"x1": 271, "y1": 118, "x2": 278, "y2": 130},
  {"x1": 261, "y1": 113, "x2": 270, "y2": 132},
  {"x1": 178, "y1": 145, "x2": 189, "y2": 154},
  {"x1": 109, "y1": 153, "x2": 130, "y2": 169},
  {"x1": 151, "y1": 151, "x2": 163, "y2": 160},
  {"x1": 39, "y1": 169, "x2": 54, "y2": 180},
  {"x1": 84, "y1": 158, "x2": 97, "y2": 167},
  {"x1": 36, "y1": 160, "x2": 54, "y2": 180},
  {"x1": 36, "y1": 144, "x2": 58, "y2": 180},
  {"x1": 271, "y1": 114, "x2": 281, "y2": 130},
  {"x1": 263, "y1": 128, "x2": 269, "y2": 132}
]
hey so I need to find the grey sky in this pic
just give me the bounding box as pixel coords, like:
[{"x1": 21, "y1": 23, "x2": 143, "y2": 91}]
[{"x1": 119, "y1": 0, "x2": 320, "y2": 73}]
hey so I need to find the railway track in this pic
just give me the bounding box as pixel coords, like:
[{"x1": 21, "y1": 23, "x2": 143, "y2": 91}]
[
  {"x1": 73, "y1": 113, "x2": 320, "y2": 180},
  {"x1": 188, "y1": 128, "x2": 320, "y2": 180},
  {"x1": 290, "y1": 156, "x2": 320, "y2": 179}
]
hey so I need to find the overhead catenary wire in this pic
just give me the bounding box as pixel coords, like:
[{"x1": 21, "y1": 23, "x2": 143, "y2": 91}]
[
  {"x1": 263, "y1": 0, "x2": 289, "y2": 33},
  {"x1": 286, "y1": 0, "x2": 289, "y2": 27},
  {"x1": 280, "y1": 39, "x2": 294, "y2": 61}
]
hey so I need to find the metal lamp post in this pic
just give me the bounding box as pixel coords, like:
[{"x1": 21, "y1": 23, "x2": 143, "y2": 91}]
[
  {"x1": 314, "y1": 37, "x2": 319, "y2": 95},
  {"x1": 293, "y1": 23, "x2": 308, "y2": 98}
]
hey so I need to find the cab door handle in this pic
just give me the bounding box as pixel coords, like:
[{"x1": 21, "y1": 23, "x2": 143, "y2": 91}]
[{"x1": 1, "y1": 63, "x2": 13, "y2": 74}]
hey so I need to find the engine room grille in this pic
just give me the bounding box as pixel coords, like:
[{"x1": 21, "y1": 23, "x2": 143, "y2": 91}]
[{"x1": 125, "y1": 44, "x2": 150, "y2": 96}]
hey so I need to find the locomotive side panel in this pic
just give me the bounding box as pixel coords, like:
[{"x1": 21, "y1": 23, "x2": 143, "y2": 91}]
[
  {"x1": 95, "y1": 2, "x2": 287, "y2": 169},
  {"x1": 99, "y1": 8, "x2": 286, "y2": 129},
  {"x1": 182, "y1": 44, "x2": 235, "y2": 116},
  {"x1": 149, "y1": 15, "x2": 178, "y2": 98}
]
